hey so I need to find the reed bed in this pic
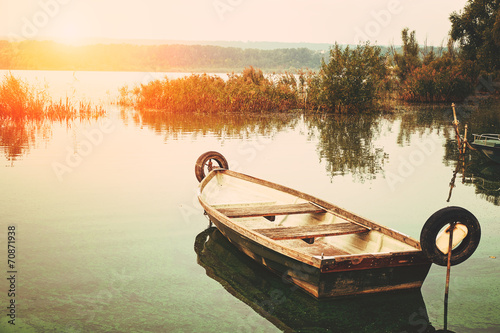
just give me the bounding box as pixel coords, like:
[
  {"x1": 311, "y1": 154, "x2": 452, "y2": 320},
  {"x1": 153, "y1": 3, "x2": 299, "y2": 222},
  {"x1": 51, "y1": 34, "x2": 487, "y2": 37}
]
[
  {"x1": 119, "y1": 60, "x2": 484, "y2": 114},
  {"x1": 119, "y1": 67, "x2": 302, "y2": 113},
  {"x1": 0, "y1": 74, "x2": 106, "y2": 121}
]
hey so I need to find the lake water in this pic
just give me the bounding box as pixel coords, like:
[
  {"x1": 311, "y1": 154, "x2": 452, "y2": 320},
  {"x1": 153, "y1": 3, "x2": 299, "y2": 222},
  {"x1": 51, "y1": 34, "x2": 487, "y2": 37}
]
[{"x1": 1, "y1": 70, "x2": 499, "y2": 332}]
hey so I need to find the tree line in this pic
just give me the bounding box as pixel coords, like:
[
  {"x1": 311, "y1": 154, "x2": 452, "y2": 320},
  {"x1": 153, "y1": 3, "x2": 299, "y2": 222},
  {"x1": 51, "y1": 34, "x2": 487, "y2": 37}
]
[{"x1": 0, "y1": 40, "x2": 324, "y2": 72}]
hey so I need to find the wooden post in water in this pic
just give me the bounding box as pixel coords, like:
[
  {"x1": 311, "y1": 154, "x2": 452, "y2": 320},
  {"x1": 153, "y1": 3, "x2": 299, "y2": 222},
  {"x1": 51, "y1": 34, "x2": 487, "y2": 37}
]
[
  {"x1": 462, "y1": 125, "x2": 468, "y2": 154},
  {"x1": 447, "y1": 168, "x2": 458, "y2": 202},
  {"x1": 451, "y1": 103, "x2": 462, "y2": 150},
  {"x1": 451, "y1": 103, "x2": 458, "y2": 126},
  {"x1": 443, "y1": 222, "x2": 456, "y2": 332}
]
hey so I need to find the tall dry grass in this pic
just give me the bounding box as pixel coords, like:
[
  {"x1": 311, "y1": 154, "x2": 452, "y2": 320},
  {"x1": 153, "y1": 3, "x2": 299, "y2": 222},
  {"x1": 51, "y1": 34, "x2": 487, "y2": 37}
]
[
  {"x1": 119, "y1": 67, "x2": 301, "y2": 113},
  {"x1": 0, "y1": 74, "x2": 106, "y2": 120}
]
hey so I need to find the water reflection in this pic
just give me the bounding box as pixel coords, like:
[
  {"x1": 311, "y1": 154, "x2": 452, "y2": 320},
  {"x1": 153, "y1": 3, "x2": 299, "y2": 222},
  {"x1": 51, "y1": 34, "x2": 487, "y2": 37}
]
[
  {"x1": 112, "y1": 105, "x2": 500, "y2": 207},
  {"x1": 447, "y1": 153, "x2": 500, "y2": 205},
  {"x1": 396, "y1": 105, "x2": 452, "y2": 145},
  {"x1": 121, "y1": 107, "x2": 300, "y2": 139},
  {"x1": 384, "y1": 103, "x2": 500, "y2": 206},
  {"x1": 127, "y1": 108, "x2": 392, "y2": 182},
  {"x1": 0, "y1": 118, "x2": 52, "y2": 165},
  {"x1": 467, "y1": 163, "x2": 500, "y2": 206},
  {"x1": 304, "y1": 113, "x2": 388, "y2": 182},
  {"x1": 3, "y1": 102, "x2": 499, "y2": 205},
  {"x1": 442, "y1": 103, "x2": 500, "y2": 205},
  {"x1": 195, "y1": 227, "x2": 435, "y2": 333}
]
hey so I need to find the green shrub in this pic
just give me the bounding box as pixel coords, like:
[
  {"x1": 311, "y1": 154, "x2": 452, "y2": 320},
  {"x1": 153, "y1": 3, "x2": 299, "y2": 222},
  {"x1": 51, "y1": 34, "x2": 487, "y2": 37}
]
[{"x1": 309, "y1": 43, "x2": 388, "y2": 112}]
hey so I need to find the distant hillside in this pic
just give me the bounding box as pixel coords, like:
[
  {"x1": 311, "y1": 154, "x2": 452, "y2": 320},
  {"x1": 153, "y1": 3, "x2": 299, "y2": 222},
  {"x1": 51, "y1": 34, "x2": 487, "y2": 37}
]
[
  {"x1": 44, "y1": 38, "x2": 335, "y2": 51},
  {"x1": 0, "y1": 40, "x2": 326, "y2": 72}
]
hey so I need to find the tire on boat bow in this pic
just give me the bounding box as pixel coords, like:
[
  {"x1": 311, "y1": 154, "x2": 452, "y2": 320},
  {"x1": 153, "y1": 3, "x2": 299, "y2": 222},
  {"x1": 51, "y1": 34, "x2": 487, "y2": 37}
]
[
  {"x1": 420, "y1": 206, "x2": 481, "y2": 266},
  {"x1": 195, "y1": 151, "x2": 229, "y2": 182}
]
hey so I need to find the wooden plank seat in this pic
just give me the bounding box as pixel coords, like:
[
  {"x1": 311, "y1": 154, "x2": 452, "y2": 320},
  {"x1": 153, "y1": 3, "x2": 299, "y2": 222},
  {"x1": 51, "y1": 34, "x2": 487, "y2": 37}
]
[
  {"x1": 216, "y1": 202, "x2": 325, "y2": 218},
  {"x1": 254, "y1": 222, "x2": 369, "y2": 240}
]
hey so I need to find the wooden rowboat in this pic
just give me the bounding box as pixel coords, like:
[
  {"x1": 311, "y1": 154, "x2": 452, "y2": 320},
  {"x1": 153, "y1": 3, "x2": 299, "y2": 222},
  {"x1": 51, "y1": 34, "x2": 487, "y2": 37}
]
[{"x1": 196, "y1": 152, "x2": 433, "y2": 298}]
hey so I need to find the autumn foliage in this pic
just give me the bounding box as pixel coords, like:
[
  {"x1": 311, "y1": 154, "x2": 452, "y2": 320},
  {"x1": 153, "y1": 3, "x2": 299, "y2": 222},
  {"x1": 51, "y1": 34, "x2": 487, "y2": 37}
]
[
  {"x1": 120, "y1": 67, "x2": 300, "y2": 112},
  {"x1": 398, "y1": 59, "x2": 477, "y2": 102},
  {"x1": 0, "y1": 74, "x2": 105, "y2": 120},
  {"x1": 393, "y1": 28, "x2": 478, "y2": 103}
]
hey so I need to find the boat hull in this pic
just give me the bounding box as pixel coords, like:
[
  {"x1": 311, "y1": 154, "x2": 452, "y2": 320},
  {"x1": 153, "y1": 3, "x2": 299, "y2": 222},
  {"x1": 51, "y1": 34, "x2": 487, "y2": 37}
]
[
  {"x1": 197, "y1": 167, "x2": 432, "y2": 298},
  {"x1": 206, "y1": 211, "x2": 431, "y2": 298},
  {"x1": 194, "y1": 227, "x2": 432, "y2": 332},
  {"x1": 195, "y1": 227, "x2": 435, "y2": 332}
]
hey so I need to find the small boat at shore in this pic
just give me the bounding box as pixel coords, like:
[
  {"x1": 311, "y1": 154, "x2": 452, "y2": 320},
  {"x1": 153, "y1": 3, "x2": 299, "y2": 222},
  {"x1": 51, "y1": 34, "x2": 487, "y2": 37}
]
[
  {"x1": 471, "y1": 133, "x2": 500, "y2": 164},
  {"x1": 195, "y1": 151, "x2": 481, "y2": 298}
]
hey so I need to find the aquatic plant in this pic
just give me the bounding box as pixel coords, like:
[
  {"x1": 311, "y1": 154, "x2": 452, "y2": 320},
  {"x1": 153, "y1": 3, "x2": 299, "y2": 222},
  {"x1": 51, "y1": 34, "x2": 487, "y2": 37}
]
[
  {"x1": 0, "y1": 74, "x2": 106, "y2": 121},
  {"x1": 120, "y1": 67, "x2": 301, "y2": 113},
  {"x1": 0, "y1": 74, "x2": 44, "y2": 118}
]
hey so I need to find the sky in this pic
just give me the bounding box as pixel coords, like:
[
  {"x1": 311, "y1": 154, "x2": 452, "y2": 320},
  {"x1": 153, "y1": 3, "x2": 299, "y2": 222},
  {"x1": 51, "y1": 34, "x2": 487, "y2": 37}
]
[{"x1": 2, "y1": 0, "x2": 469, "y2": 46}]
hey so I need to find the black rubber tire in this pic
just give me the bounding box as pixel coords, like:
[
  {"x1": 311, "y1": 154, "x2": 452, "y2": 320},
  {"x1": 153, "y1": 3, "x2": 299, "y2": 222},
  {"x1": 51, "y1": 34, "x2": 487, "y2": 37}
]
[
  {"x1": 420, "y1": 206, "x2": 481, "y2": 266},
  {"x1": 195, "y1": 151, "x2": 229, "y2": 182}
]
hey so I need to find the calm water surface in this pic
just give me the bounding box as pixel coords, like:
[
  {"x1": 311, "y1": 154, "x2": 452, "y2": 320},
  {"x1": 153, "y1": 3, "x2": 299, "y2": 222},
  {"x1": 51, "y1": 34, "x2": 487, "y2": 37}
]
[{"x1": 0, "y1": 70, "x2": 499, "y2": 332}]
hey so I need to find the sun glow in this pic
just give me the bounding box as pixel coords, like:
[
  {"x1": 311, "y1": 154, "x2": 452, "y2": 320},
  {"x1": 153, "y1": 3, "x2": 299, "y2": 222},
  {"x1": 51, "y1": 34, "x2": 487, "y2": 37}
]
[
  {"x1": 47, "y1": 17, "x2": 89, "y2": 45},
  {"x1": 3, "y1": 0, "x2": 471, "y2": 47}
]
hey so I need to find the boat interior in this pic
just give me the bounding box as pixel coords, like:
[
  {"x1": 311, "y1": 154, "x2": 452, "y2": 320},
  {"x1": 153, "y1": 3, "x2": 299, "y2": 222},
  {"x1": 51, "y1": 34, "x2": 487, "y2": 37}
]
[
  {"x1": 200, "y1": 171, "x2": 418, "y2": 258},
  {"x1": 473, "y1": 134, "x2": 500, "y2": 147}
]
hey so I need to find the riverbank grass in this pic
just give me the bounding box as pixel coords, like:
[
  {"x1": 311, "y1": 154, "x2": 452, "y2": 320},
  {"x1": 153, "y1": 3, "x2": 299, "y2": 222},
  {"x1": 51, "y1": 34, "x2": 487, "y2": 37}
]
[{"x1": 0, "y1": 74, "x2": 106, "y2": 121}]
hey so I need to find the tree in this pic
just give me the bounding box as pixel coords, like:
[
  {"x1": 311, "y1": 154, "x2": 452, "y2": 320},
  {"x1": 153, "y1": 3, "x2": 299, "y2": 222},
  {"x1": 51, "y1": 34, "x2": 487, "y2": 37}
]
[
  {"x1": 450, "y1": 0, "x2": 500, "y2": 74},
  {"x1": 393, "y1": 28, "x2": 422, "y2": 82},
  {"x1": 317, "y1": 42, "x2": 388, "y2": 112}
]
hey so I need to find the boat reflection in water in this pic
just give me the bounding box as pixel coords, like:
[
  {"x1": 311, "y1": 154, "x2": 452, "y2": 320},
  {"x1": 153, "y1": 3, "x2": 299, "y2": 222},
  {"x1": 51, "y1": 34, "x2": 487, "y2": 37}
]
[
  {"x1": 195, "y1": 227, "x2": 435, "y2": 333},
  {"x1": 445, "y1": 145, "x2": 500, "y2": 206}
]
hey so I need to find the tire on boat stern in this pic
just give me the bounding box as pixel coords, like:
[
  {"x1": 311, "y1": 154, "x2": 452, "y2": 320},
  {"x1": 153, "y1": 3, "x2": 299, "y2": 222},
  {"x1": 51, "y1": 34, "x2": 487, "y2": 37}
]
[{"x1": 195, "y1": 151, "x2": 229, "y2": 182}]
